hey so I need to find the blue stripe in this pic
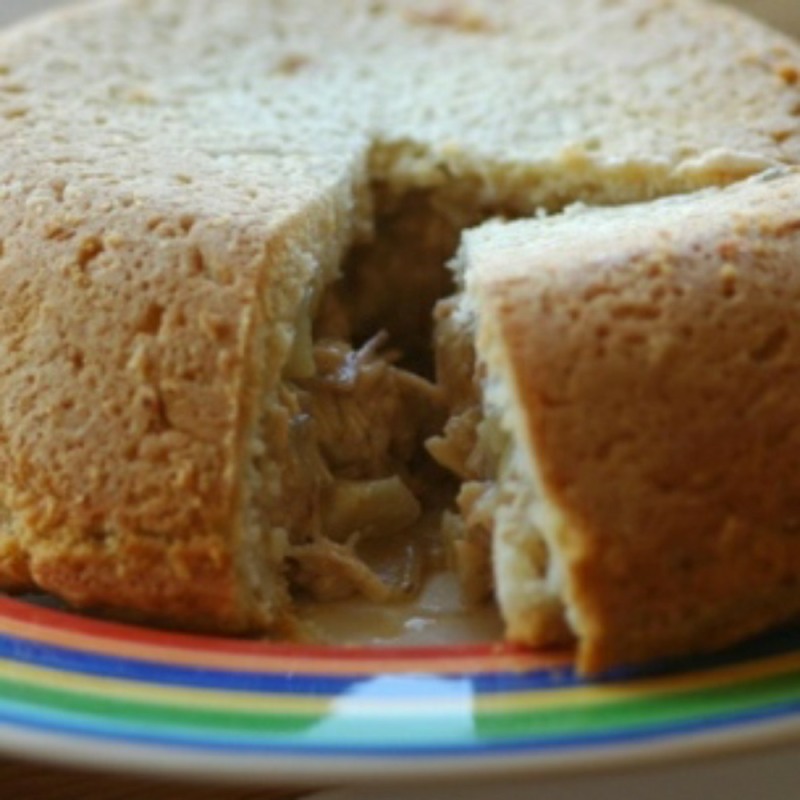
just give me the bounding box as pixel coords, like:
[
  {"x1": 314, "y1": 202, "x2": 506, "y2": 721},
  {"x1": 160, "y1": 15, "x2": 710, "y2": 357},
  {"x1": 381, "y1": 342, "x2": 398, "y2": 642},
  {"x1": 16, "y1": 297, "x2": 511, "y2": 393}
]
[
  {"x1": 3, "y1": 623, "x2": 800, "y2": 698},
  {"x1": 1, "y1": 699, "x2": 799, "y2": 757},
  {"x1": 0, "y1": 633, "x2": 582, "y2": 694}
]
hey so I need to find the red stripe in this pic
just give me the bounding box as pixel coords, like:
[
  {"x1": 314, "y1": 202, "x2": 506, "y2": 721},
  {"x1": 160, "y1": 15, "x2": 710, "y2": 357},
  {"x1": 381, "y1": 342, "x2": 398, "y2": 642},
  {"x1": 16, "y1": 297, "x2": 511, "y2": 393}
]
[{"x1": 0, "y1": 596, "x2": 568, "y2": 664}]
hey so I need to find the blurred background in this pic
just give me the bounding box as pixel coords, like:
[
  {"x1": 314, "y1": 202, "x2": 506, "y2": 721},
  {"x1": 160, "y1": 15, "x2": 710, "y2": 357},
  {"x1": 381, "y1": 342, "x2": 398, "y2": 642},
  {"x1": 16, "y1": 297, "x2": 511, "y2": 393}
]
[{"x1": 0, "y1": 0, "x2": 799, "y2": 36}]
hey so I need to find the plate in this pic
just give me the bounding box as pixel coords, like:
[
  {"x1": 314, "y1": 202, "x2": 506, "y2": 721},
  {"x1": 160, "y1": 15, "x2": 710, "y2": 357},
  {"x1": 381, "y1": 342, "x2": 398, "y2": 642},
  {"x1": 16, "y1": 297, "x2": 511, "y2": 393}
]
[
  {"x1": 1, "y1": 0, "x2": 800, "y2": 789},
  {"x1": 2, "y1": 593, "x2": 800, "y2": 786}
]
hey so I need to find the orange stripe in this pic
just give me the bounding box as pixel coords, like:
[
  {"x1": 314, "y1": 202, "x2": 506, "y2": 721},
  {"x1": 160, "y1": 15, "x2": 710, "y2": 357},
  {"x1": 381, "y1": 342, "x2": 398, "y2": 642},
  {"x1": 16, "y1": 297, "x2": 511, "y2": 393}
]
[{"x1": 0, "y1": 614, "x2": 574, "y2": 676}]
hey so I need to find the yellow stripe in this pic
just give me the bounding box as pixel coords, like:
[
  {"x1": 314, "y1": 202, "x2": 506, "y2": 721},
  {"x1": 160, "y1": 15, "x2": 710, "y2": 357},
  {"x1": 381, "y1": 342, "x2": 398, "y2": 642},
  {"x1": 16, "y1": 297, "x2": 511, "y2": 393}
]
[
  {"x1": 0, "y1": 658, "x2": 331, "y2": 715},
  {"x1": 478, "y1": 650, "x2": 800, "y2": 713},
  {"x1": 2, "y1": 646, "x2": 799, "y2": 717}
]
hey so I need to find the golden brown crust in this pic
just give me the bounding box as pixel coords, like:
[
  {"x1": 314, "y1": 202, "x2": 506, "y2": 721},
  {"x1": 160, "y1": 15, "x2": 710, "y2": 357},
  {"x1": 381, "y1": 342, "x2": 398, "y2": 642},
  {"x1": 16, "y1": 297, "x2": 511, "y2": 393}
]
[
  {"x1": 4, "y1": 0, "x2": 800, "y2": 649},
  {"x1": 0, "y1": 134, "x2": 361, "y2": 628},
  {"x1": 0, "y1": 183, "x2": 261, "y2": 627},
  {"x1": 30, "y1": 535, "x2": 248, "y2": 632},
  {"x1": 475, "y1": 169, "x2": 800, "y2": 673}
]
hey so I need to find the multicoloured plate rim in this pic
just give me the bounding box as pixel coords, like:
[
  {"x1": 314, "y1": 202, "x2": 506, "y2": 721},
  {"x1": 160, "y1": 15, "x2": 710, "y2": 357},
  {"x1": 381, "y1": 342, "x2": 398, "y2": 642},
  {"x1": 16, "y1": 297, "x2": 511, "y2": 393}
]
[{"x1": 1, "y1": 595, "x2": 800, "y2": 784}]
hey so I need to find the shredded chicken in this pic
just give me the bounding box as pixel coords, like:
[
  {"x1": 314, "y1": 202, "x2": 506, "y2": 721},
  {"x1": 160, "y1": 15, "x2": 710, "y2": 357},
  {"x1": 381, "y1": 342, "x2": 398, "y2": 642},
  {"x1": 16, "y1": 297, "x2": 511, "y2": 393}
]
[
  {"x1": 276, "y1": 330, "x2": 445, "y2": 603},
  {"x1": 427, "y1": 407, "x2": 481, "y2": 480},
  {"x1": 427, "y1": 293, "x2": 507, "y2": 602},
  {"x1": 289, "y1": 538, "x2": 398, "y2": 602},
  {"x1": 289, "y1": 531, "x2": 424, "y2": 603},
  {"x1": 299, "y1": 334, "x2": 444, "y2": 479},
  {"x1": 433, "y1": 296, "x2": 480, "y2": 411},
  {"x1": 427, "y1": 295, "x2": 488, "y2": 480},
  {"x1": 322, "y1": 476, "x2": 421, "y2": 543},
  {"x1": 442, "y1": 483, "x2": 495, "y2": 603}
]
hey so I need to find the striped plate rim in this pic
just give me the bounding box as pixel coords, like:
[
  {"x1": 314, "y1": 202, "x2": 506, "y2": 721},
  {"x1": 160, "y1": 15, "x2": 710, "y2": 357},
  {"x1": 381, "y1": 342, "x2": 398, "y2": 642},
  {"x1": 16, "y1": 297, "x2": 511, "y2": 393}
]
[{"x1": 1, "y1": 595, "x2": 800, "y2": 783}]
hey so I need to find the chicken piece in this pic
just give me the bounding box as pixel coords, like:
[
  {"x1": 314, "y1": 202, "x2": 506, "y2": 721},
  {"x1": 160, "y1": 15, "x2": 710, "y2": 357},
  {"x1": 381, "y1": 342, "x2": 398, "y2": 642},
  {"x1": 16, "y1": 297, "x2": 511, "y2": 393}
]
[
  {"x1": 323, "y1": 476, "x2": 421, "y2": 542},
  {"x1": 300, "y1": 334, "x2": 445, "y2": 479},
  {"x1": 289, "y1": 477, "x2": 424, "y2": 602},
  {"x1": 279, "y1": 333, "x2": 444, "y2": 602}
]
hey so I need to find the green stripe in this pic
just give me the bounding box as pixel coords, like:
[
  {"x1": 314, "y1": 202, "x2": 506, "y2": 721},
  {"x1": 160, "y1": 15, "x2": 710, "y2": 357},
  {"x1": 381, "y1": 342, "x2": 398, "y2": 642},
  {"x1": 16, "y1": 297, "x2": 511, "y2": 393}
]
[
  {"x1": 476, "y1": 671, "x2": 800, "y2": 738},
  {"x1": 0, "y1": 677, "x2": 322, "y2": 737},
  {"x1": 1, "y1": 671, "x2": 799, "y2": 745}
]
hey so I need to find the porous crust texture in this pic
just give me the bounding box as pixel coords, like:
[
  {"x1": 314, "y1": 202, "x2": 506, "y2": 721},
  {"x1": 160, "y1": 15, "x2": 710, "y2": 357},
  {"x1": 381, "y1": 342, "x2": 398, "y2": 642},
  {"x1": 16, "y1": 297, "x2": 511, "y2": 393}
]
[
  {"x1": 469, "y1": 169, "x2": 800, "y2": 673},
  {"x1": 0, "y1": 149, "x2": 360, "y2": 630},
  {"x1": 1, "y1": 0, "x2": 800, "y2": 652}
]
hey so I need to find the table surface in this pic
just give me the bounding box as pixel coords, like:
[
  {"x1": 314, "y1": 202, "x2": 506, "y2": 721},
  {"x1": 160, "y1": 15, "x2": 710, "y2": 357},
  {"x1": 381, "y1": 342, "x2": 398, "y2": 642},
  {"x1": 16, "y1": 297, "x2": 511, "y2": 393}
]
[
  {"x1": 0, "y1": 756, "x2": 315, "y2": 800},
  {"x1": 1, "y1": 0, "x2": 799, "y2": 797}
]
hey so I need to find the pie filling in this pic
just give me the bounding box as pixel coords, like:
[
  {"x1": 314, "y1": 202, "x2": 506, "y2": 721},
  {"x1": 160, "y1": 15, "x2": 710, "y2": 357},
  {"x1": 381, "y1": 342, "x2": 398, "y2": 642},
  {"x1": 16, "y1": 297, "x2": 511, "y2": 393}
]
[
  {"x1": 429, "y1": 289, "x2": 574, "y2": 645},
  {"x1": 245, "y1": 175, "x2": 571, "y2": 640},
  {"x1": 250, "y1": 184, "x2": 466, "y2": 608}
]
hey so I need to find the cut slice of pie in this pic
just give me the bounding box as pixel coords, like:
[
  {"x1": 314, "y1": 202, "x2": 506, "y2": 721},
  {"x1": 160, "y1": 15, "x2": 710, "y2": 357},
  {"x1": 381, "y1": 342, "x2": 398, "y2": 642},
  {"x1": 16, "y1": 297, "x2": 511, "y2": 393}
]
[{"x1": 437, "y1": 168, "x2": 800, "y2": 673}]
